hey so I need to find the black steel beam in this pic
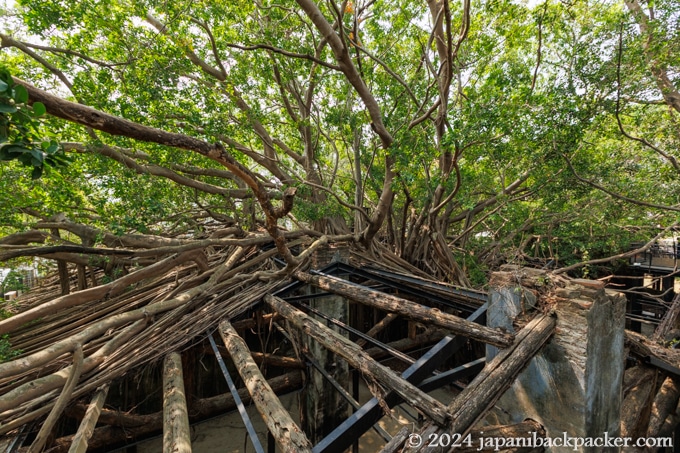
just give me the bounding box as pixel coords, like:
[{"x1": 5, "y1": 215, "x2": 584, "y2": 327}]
[
  {"x1": 312, "y1": 303, "x2": 487, "y2": 453},
  {"x1": 298, "y1": 301, "x2": 415, "y2": 365}
]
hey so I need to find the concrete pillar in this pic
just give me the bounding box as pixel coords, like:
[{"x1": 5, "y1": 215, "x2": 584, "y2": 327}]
[
  {"x1": 302, "y1": 245, "x2": 350, "y2": 443},
  {"x1": 487, "y1": 266, "x2": 626, "y2": 452}
]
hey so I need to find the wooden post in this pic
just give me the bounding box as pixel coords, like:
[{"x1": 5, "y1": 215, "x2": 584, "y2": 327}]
[
  {"x1": 163, "y1": 352, "x2": 192, "y2": 453},
  {"x1": 264, "y1": 294, "x2": 450, "y2": 425},
  {"x1": 294, "y1": 271, "x2": 513, "y2": 347},
  {"x1": 218, "y1": 320, "x2": 313, "y2": 453},
  {"x1": 68, "y1": 384, "x2": 109, "y2": 453}
]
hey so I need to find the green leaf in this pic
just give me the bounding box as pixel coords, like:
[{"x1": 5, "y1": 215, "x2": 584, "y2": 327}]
[
  {"x1": 13, "y1": 85, "x2": 28, "y2": 104},
  {"x1": 32, "y1": 102, "x2": 46, "y2": 116},
  {"x1": 0, "y1": 104, "x2": 17, "y2": 113},
  {"x1": 0, "y1": 80, "x2": 8, "y2": 93},
  {"x1": 31, "y1": 166, "x2": 43, "y2": 179}
]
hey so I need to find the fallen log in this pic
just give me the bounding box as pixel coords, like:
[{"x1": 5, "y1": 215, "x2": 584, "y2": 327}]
[
  {"x1": 294, "y1": 271, "x2": 513, "y2": 347},
  {"x1": 162, "y1": 352, "x2": 192, "y2": 453},
  {"x1": 625, "y1": 330, "x2": 680, "y2": 371},
  {"x1": 50, "y1": 372, "x2": 304, "y2": 453},
  {"x1": 264, "y1": 294, "x2": 450, "y2": 425},
  {"x1": 219, "y1": 320, "x2": 313, "y2": 452},
  {"x1": 379, "y1": 426, "x2": 410, "y2": 453}
]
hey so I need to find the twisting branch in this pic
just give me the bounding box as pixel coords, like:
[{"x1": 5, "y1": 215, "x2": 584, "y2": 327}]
[
  {"x1": 225, "y1": 42, "x2": 341, "y2": 71},
  {"x1": 615, "y1": 22, "x2": 680, "y2": 173},
  {"x1": 553, "y1": 222, "x2": 679, "y2": 275},
  {"x1": 625, "y1": 0, "x2": 680, "y2": 114},
  {"x1": 563, "y1": 154, "x2": 680, "y2": 212},
  {"x1": 294, "y1": 0, "x2": 395, "y2": 245},
  {"x1": 188, "y1": 16, "x2": 228, "y2": 78},
  {"x1": 13, "y1": 78, "x2": 299, "y2": 265}
]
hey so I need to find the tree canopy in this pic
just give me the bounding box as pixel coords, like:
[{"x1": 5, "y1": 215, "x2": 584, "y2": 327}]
[{"x1": 1, "y1": 0, "x2": 679, "y2": 284}]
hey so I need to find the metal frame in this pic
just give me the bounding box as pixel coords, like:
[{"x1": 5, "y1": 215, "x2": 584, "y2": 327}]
[{"x1": 312, "y1": 304, "x2": 488, "y2": 453}]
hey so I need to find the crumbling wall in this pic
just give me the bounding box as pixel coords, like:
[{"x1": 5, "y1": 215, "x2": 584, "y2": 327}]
[{"x1": 486, "y1": 267, "x2": 626, "y2": 452}]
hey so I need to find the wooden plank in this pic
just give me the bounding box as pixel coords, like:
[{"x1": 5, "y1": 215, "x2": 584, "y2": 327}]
[
  {"x1": 219, "y1": 320, "x2": 313, "y2": 453},
  {"x1": 264, "y1": 294, "x2": 450, "y2": 425},
  {"x1": 294, "y1": 271, "x2": 513, "y2": 347},
  {"x1": 163, "y1": 352, "x2": 192, "y2": 453},
  {"x1": 68, "y1": 384, "x2": 109, "y2": 453}
]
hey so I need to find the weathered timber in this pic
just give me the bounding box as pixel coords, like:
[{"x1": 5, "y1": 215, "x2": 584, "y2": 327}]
[
  {"x1": 453, "y1": 419, "x2": 546, "y2": 453},
  {"x1": 68, "y1": 384, "x2": 109, "y2": 453},
  {"x1": 379, "y1": 426, "x2": 410, "y2": 453},
  {"x1": 251, "y1": 351, "x2": 304, "y2": 369},
  {"x1": 27, "y1": 345, "x2": 83, "y2": 453},
  {"x1": 264, "y1": 294, "x2": 450, "y2": 425},
  {"x1": 294, "y1": 271, "x2": 513, "y2": 347},
  {"x1": 54, "y1": 372, "x2": 304, "y2": 453},
  {"x1": 218, "y1": 320, "x2": 313, "y2": 453},
  {"x1": 162, "y1": 352, "x2": 192, "y2": 453},
  {"x1": 405, "y1": 313, "x2": 556, "y2": 453},
  {"x1": 652, "y1": 293, "x2": 680, "y2": 342},
  {"x1": 626, "y1": 330, "x2": 680, "y2": 369},
  {"x1": 356, "y1": 313, "x2": 398, "y2": 347},
  {"x1": 647, "y1": 376, "x2": 680, "y2": 438},
  {"x1": 447, "y1": 313, "x2": 556, "y2": 433},
  {"x1": 620, "y1": 367, "x2": 657, "y2": 438}
]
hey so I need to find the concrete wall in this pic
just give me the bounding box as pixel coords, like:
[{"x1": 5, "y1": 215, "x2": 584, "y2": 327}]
[{"x1": 487, "y1": 268, "x2": 626, "y2": 452}]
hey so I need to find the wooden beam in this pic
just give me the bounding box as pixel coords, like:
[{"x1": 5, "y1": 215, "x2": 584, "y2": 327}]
[
  {"x1": 447, "y1": 313, "x2": 556, "y2": 433},
  {"x1": 264, "y1": 294, "x2": 450, "y2": 425},
  {"x1": 162, "y1": 352, "x2": 192, "y2": 453},
  {"x1": 68, "y1": 384, "x2": 109, "y2": 453},
  {"x1": 293, "y1": 271, "x2": 513, "y2": 347},
  {"x1": 218, "y1": 320, "x2": 313, "y2": 453},
  {"x1": 404, "y1": 313, "x2": 556, "y2": 452}
]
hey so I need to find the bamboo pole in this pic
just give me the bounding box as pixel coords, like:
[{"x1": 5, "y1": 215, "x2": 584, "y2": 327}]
[
  {"x1": 162, "y1": 352, "x2": 192, "y2": 453},
  {"x1": 68, "y1": 384, "x2": 109, "y2": 453},
  {"x1": 294, "y1": 271, "x2": 513, "y2": 347},
  {"x1": 264, "y1": 294, "x2": 450, "y2": 425},
  {"x1": 219, "y1": 320, "x2": 313, "y2": 453}
]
